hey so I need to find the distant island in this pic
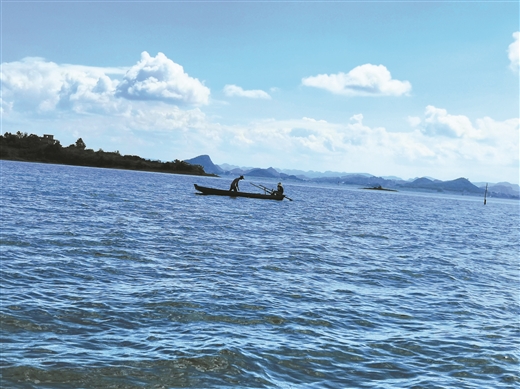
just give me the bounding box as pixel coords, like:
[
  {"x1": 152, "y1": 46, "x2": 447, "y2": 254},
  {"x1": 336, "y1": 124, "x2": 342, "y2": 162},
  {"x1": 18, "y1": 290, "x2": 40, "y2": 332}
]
[
  {"x1": 184, "y1": 155, "x2": 520, "y2": 200},
  {"x1": 0, "y1": 132, "x2": 213, "y2": 176}
]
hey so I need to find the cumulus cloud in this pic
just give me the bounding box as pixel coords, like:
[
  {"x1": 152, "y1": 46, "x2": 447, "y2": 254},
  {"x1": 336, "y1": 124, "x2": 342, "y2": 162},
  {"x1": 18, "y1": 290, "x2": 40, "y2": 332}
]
[
  {"x1": 223, "y1": 84, "x2": 271, "y2": 99},
  {"x1": 1, "y1": 52, "x2": 211, "y2": 117},
  {"x1": 420, "y1": 105, "x2": 483, "y2": 139},
  {"x1": 116, "y1": 52, "x2": 210, "y2": 106},
  {"x1": 0, "y1": 57, "x2": 124, "y2": 114},
  {"x1": 508, "y1": 32, "x2": 519, "y2": 73},
  {"x1": 2, "y1": 54, "x2": 517, "y2": 182},
  {"x1": 302, "y1": 64, "x2": 411, "y2": 96},
  {"x1": 398, "y1": 106, "x2": 518, "y2": 176}
]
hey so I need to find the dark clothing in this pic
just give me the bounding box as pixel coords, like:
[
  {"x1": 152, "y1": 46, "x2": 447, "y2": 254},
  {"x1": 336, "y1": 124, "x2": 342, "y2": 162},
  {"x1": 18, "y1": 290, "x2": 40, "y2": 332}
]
[
  {"x1": 230, "y1": 177, "x2": 243, "y2": 192},
  {"x1": 272, "y1": 184, "x2": 284, "y2": 196}
]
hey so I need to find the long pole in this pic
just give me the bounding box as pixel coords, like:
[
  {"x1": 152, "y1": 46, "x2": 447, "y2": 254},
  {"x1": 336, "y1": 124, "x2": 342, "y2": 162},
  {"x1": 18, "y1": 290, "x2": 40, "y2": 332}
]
[
  {"x1": 250, "y1": 182, "x2": 293, "y2": 201},
  {"x1": 484, "y1": 183, "x2": 488, "y2": 205},
  {"x1": 250, "y1": 182, "x2": 273, "y2": 194}
]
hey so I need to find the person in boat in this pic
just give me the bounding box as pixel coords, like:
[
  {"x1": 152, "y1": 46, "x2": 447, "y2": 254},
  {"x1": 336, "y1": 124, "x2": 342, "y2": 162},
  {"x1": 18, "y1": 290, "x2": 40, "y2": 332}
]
[
  {"x1": 229, "y1": 175, "x2": 244, "y2": 192},
  {"x1": 273, "y1": 182, "x2": 284, "y2": 196}
]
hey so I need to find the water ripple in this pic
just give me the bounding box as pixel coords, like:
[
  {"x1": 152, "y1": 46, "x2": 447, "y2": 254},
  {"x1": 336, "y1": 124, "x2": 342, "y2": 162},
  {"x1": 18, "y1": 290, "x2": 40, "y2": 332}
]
[{"x1": 1, "y1": 161, "x2": 519, "y2": 388}]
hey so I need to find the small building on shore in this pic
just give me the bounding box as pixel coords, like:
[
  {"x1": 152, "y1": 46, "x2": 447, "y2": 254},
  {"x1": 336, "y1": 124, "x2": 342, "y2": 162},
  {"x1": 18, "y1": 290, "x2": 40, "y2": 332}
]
[{"x1": 42, "y1": 134, "x2": 56, "y2": 144}]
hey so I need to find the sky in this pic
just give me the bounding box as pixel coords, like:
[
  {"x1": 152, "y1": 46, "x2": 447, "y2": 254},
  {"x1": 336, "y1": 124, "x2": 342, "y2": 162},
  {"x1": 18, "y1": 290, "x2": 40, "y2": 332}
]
[{"x1": 1, "y1": 1, "x2": 519, "y2": 184}]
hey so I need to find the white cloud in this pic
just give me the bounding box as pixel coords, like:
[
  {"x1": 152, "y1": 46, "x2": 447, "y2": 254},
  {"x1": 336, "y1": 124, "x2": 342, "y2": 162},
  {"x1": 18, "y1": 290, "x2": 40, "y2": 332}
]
[
  {"x1": 203, "y1": 109, "x2": 517, "y2": 183},
  {"x1": 223, "y1": 84, "x2": 271, "y2": 99},
  {"x1": 0, "y1": 57, "x2": 124, "y2": 114},
  {"x1": 123, "y1": 105, "x2": 207, "y2": 133},
  {"x1": 349, "y1": 114, "x2": 364, "y2": 124},
  {"x1": 302, "y1": 64, "x2": 411, "y2": 96},
  {"x1": 1, "y1": 53, "x2": 210, "y2": 117},
  {"x1": 407, "y1": 116, "x2": 421, "y2": 127},
  {"x1": 116, "y1": 52, "x2": 210, "y2": 106},
  {"x1": 508, "y1": 32, "x2": 519, "y2": 73},
  {"x1": 303, "y1": 117, "x2": 327, "y2": 123},
  {"x1": 421, "y1": 105, "x2": 484, "y2": 139},
  {"x1": 2, "y1": 54, "x2": 517, "y2": 183}
]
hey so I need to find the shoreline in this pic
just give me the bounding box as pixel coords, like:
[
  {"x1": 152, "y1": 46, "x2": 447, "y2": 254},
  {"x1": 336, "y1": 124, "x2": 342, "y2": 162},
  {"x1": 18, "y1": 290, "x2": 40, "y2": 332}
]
[{"x1": 0, "y1": 157, "x2": 217, "y2": 177}]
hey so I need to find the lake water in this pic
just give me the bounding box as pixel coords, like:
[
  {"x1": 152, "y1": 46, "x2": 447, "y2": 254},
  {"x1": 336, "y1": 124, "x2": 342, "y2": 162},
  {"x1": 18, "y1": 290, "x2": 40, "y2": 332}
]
[{"x1": 1, "y1": 160, "x2": 519, "y2": 389}]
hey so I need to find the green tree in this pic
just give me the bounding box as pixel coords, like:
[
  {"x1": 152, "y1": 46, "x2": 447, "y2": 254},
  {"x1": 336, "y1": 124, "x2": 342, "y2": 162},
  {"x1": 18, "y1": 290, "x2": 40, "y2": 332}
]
[{"x1": 75, "y1": 138, "x2": 86, "y2": 150}]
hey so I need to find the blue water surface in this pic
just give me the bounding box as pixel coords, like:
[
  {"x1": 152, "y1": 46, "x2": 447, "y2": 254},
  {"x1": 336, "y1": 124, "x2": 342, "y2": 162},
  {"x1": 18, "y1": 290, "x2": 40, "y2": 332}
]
[{"x1": 1, "y1": 160, "x2": 519, "y2": 388}]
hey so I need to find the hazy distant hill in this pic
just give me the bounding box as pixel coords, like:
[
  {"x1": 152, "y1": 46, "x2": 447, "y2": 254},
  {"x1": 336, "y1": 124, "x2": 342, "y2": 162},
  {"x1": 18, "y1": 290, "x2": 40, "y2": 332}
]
[
  {"x1": 186, "y1": 154, "x2": 519, "y2": 200},
  {"x1": 401, "y1": 177, "x2": 483, "y2": 193},
  {"x1": 475, "y1": 182, "x2": 520, "y2": 197},
  {"x1": 246, "y1": 167, "x2": 280, "y2": 178},
  {"x1": 184, "y1": 155, "x2": 224, "y2": 175}
]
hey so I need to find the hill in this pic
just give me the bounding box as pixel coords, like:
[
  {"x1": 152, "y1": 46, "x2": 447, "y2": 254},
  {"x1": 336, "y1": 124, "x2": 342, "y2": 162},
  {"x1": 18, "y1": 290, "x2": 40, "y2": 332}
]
[
  {"x1": 1, "y1": 132, "x2": 212, "y2": 176},
  {"x1": 184, "y1": 155, "x2": 224, "y2": 175},
  {"x1": 186, "y1": 154, "x2": 518, "y2": 200}
]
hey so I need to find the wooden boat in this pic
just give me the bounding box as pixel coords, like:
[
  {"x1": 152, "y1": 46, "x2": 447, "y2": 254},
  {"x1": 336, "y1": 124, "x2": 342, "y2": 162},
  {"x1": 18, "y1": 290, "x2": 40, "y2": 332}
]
[{"x1": 194, "y1": 184, "x2": 285, "y2": 200}]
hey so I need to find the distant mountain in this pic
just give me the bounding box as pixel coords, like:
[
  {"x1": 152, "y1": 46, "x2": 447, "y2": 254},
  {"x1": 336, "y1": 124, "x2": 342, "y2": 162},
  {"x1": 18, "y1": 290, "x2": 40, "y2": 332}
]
[
  {"x1": 405, "y1": 177, "x2": 437, "y2": 188},
  {"x1": 410, "y1": 176, "x2": 441, "y2": 182},
  {"x1": 242, "y1": 167, "x2": 303, "y2": 181},
  {"x1": 402, "y1": 177, "x2": 482, "y2": 193},
  {"x1": 183, "y1": 155, "x2": 224, "y2": 175},
  {"x1": 441, "y1": 178, "x2": 482, "y2": 193},
  {"x1": 184, "y1": 155, "x2": 518, "y2": 199},
  {"x1": 488, "y1": 183, "x2": 519, "y2": 197},
  {"x1": 475, "y1": 182, "x2": 520, "y2": 196},
  {"x1": 277, "y1": 168, "x2": 372, "y2": 179},
  {"x1": 226, "y1": 168, "x2": 247, "y2": 176},
  {"x1": 218, "y1": 163, "x2": 255, "y2": 172},
  {"x1": 245, "y1": 167, "x2": 280, "y2": 178}
]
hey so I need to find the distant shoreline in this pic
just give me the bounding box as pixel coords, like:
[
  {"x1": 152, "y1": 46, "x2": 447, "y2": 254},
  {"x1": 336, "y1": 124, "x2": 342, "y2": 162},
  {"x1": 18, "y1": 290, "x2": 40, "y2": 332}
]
[
  {"x1": 0, "y1": 132, "x2": 215, "y2": 177},
  {"x1": 0, "y1": 158, "x2": 217, "y2": 177}
]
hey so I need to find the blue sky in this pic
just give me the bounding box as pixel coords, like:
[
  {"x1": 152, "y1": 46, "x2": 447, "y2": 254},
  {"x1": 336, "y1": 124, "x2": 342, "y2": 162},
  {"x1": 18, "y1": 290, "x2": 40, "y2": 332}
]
[{"x1": 2, "y1": 1, "x2": 519, "y2": 183}]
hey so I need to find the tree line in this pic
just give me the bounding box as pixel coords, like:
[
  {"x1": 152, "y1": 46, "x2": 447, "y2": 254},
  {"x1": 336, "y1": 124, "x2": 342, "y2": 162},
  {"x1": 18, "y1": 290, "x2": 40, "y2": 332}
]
[{"x1": 0, "y1": 132, "x2": 211, "y2": 176}]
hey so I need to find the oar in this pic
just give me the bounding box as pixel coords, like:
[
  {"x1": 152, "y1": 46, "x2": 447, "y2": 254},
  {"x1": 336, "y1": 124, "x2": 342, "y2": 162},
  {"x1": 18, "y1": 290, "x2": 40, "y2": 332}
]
[
  {"x1": 257, "y1": 183, "x2": 293, "y2": 201},
  {"x1": 250, "y1": 182, "x2": 273, "y2": 194},
  {"x1": 250, "y1": 183, "x2": 293, "y2": 201}
]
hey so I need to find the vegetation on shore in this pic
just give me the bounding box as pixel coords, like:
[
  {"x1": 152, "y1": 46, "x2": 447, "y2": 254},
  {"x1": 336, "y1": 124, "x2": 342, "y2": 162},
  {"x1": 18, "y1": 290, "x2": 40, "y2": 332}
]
[{"x1": 0, "y1": 132, "x2": 212, "y2": 176}]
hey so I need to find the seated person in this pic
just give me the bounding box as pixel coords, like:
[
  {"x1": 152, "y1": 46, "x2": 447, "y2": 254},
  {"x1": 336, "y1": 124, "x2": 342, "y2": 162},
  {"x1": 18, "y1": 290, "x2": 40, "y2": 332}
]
[{"x1": 273, "y1": 182, "x2": 284, "y2": 195}]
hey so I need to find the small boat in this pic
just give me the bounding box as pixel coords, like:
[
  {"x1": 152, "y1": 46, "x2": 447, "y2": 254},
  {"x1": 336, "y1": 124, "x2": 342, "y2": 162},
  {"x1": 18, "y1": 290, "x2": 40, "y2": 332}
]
[{"x1": 194, "y1": 184, "x2": 285, "y2": 200}]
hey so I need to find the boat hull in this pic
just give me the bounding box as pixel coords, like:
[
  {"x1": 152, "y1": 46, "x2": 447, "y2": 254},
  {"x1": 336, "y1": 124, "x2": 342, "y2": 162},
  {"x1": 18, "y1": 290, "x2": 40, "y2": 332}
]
[{"x1": 194, "y1": 184, "x2": 284, "y2": 200}]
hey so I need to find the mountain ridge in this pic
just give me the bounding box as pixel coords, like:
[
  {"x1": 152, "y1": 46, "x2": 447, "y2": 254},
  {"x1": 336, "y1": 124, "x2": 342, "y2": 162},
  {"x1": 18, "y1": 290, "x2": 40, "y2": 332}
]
[{"x1": 185, "y1": 155, "x2": 519, "y2": 200}]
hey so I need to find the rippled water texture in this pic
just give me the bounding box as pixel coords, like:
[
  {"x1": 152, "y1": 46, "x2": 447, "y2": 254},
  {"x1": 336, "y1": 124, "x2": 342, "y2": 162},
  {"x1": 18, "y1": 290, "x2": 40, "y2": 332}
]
[{"x1": 1, "y1": 161, "x2": 519, "y2": 388}]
